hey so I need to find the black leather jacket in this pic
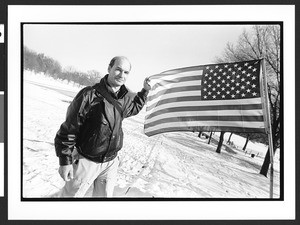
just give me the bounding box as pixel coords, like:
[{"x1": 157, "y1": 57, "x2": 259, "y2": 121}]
[{"x1": 54, "y1": 75, "x2": 148, "y2": 165}]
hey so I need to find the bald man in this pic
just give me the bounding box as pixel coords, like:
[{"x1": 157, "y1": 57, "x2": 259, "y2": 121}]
[{"x1": 54, "y1": 56, "x2": 151, "y2": 197}]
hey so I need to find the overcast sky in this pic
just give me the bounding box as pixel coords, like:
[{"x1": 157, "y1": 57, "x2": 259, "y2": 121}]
[{"x1": 24, "y1": 24, "x2": 252, "y2": 91}]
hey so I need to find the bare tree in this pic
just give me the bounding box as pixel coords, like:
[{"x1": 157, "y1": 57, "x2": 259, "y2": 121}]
[
  {"x1": 215, "y1": 25, "x2": 281, "y2": 176},
  {"x1": 242, "y1": 134, "x2": 250, "y2": 151},
  {"x1": 216, "y1": 132, "x2": 225, "y2": 153},
  {"x1": 227, "y1": 132, "x2": 233, "y2": 144}
]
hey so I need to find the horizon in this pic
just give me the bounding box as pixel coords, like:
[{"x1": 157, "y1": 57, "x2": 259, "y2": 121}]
[{"x1": 23, "y1": 24, "x2": 254, "y2": 91}]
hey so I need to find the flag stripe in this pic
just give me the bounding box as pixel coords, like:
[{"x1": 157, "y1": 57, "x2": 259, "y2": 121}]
[
  {"x1": 144, "y1": 121, "x2": 265, "y2": 134},
  {"x1": 144, "y1": 115, "x2": 264, "y2": 129},
  {"x1": 145, "y1": 126, "x2": 266, "y2": 136},
  {"x1": 146, "y1": 98, "x2": 263, "y2": 118},
  {"x1": 145, "y1": 109, "x2": 264, "y2": 124},
  {"x1": 147, "y1": 96, "x2": 201, "y2": 111},
  {"x1": 150, "y1": 80, "x2": 201, "y2": 95},
  {"x1": 150, "y1": 67, "x2": 204, "y2": 79},
  {"x1": 146, "y1": 91, "x2": 202, "y2": 107},
  {"x1": 152, "y1": 75, "x2": 202, "y2": 91},
  {"x1": 148, "y1": 85, "x2": 201, "y2": 101},
  {"x1": 148, "y1": 96, "x2": 262, "y2": 108}
]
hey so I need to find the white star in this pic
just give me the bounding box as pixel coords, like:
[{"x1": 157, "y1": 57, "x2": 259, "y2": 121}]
[
  {"x1": 204, "y1": 95, "x2": 208, "y2": 99},
  {"x1": 210, "y1": 69, "x2": 214, "y2": 73},
  {"x1": 252, "y1": 92, "x2": 257, "y2": 96},
  {"x1": 205, "y1": 73, "x2": 208, "y2": 77},
  {"x1": 222, "y1": 79, "x2": 226, "y2": 83},
  {"x1": 217, "y1": 76, "x2": 221, "y2": 80},
  {"x1": 244, "y1": 62, "x2": 249, "y2": 66},
  {"x1": 252, "y1": 76, "x2": 257, "y2": 80},
  {"x1": 248, "y1": 65, "x2": 253, "y2": 69},
  {"x1": 222, "y1": 72, "x2": 226, "y2": 75},
  {"x1": 241, "y1": 93, "x2": 246, "y2": 97},
  {"x1": 222, "y1": 95, "x2": 226, "y2": 98},
  {"x1": 224, "y1": 65, "x2": 228, "y2": 68},
  {"x1": 236, "y1": 90, "x2": 240, "y2": 94},
  {"x1": 227, "y1": 75, "x2": 231, "y2": 79},
  {"x1": 234, "y1": 64, "x2": 238, "y2": 67},
  {"x1": 246, "y1": 81, "x2": 251, "y2": 85},
  {"x1": 232, "y1": 71, "x2": 236, "y2": 75},
  {"x1": 212, "y1": 87, "x2": 216, "y2": 91},
  {"x1": 217, "y1": 91, "x2": 221, "y2": 95},
  {"x1": 217, "y1": 84, "x2": 221, "y2": 87},
  {"x1": 221, "y1": 87, "x2": 225, "y2": 91},
  {"x1": 241, "y1": 85, "x2": 245, "y2": 89},
  {"x1": 231, "y1": 86, "x2": 235, "y2": 91},
  {"x1": 214, "y1": 72, "x2": 217, "y2": 76},
  {"x1": 228, "y1": 68, "x2": 232, "y2": 71},
  {"x1": 219, "y1": 68, "x2": 223, "y2": 72},
  {"x1": 253, "y1": 68, "x2": 257, "y2": 72},
  {"x1": 231, "y1": 79, "x2": 235, "y2": 83},
  {"x1": 236, "y1": 82, "x2": 240, "y2": 86},
  {"x1": 246, "y1": 89, "x2": 251, "y2": 93},
  {"x1": 242, "y1": 70, "x2": 246, "y2": 74},
  {"x1": 203, "y1": 88, "x2": 207, "y2": 91},
  {"x1": 238, "y1": 67, "x2": 242, "y2": 70},
  {"x1": 204, "y1": 80, "x2": 207, "y2": 84},
  {"x1": 206, "y1": 66, "x2": 210, "y2": 69},
  {"x1": 208, "y1": 91, "x2": 212, "y2": 95},
  {"x1": 213, "y1": 95, "x2": 216, "y2": 99},
  {"x1": 231, "y1": 94, "x2": 235, "y2": 98},
  {"x1": 236, "y1": 74, "x2": 241, "y2": 78},
  {"x1": 226, "y1": 91, "x2": 230, "y2": 95},
  {"x1": 209, "y1": 76, "x2": 212, "y2": 80},
  {"x1": 212, "y1": 80, "x2": 216, "y2": 84},
  {"x1": 215, "y1": 65, "x2": 219, "y2": 68},
  {"x1": 247, "y1": 73, "x2": 251, "y2": 77},
  {"x1": 208, "y1": 84, "x2": 212, "y2": 88},
  {"x1": 226, "y1": 83, "x2": 230, "y2": 87},
  {"x1": 252, "y1": 84, "x2": 256, "y2": 88},
  {"x1": 241, "y1": 78, "x2": 245, "y2": 82}
]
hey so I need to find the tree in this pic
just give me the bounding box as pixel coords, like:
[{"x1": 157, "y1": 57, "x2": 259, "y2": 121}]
[
  {"x1": 242, "y1": 134, "x2": 250, "y2": 151},
  {"x1": 198, "y1": 131, "x2": 202, "y2": 138},
  {"x1": 208, "y1": 132, "x2": 213, "y2": 144},
  {"x1": 215, "y1": 25, "x2": 281, "y2": 176},
  {"x1": 216, "y1": 131, "x2": 225, "y2": 153},
  {"x1": 227, "y1": 132, "x2": 233, "y2": 144}
]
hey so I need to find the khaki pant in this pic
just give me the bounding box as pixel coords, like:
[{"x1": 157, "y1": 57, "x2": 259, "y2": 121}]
[{"x1": 60, "y1": 150, "x2": 119, "y2": 198}]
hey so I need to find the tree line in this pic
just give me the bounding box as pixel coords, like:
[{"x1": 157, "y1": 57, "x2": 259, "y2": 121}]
[{"x1": 23, "y1": 46, "x2": 103, "y2": 86}]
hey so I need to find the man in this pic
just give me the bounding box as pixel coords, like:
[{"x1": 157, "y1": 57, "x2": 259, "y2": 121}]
[{"x1": 54, "y1": 56, "x2": 151, "y2": 197}]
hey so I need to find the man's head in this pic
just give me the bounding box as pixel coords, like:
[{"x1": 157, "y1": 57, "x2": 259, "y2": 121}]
[{"x1": 107, "y1": 56, "x2": 131, "y2": 89}]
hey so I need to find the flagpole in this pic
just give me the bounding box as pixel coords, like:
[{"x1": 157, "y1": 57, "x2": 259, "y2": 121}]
[{"x1": 261, "y1": 58, "x2": 275, "y2": 199}]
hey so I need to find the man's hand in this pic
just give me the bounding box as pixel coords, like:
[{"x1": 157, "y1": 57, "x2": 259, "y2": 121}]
[
  {"x1": 143, "y1": 77, "x2": 151, "y2": 91},
  {"x1": 58, "y1": 164, "x2": 74, "y2": 181}
]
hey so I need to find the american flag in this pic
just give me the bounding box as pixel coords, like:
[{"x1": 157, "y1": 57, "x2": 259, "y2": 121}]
[{"x1": 144, "y1": 59, "x2": 267, "y2": 137}]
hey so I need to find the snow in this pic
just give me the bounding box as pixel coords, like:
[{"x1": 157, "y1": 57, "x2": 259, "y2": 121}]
[{"x1": 23, "y1": 70, "x2": 280, "y2": 198}]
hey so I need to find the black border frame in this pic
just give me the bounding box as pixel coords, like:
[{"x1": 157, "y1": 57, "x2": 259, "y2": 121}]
[{"x1": 21, "y1": 21, "x2": 283, "y2": 202}]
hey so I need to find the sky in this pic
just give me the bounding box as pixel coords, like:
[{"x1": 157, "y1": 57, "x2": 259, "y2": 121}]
[{"x1": 23, "y1": 24, "x2": 252, "y2": 91}]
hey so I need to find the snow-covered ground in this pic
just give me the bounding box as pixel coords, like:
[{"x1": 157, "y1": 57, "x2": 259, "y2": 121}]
[{"x1": 23, "y1": 70, "x2": 280, "y2": 198}]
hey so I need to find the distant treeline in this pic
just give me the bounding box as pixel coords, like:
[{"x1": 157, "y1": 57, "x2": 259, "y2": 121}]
[{"x1": 23, "y1": 46, "x2": 103, "y2": 86}]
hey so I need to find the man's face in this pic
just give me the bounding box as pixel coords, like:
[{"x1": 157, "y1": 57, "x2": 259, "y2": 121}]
[{"x1": 107, "y1": 58, "x2": 131, "y2": 88}]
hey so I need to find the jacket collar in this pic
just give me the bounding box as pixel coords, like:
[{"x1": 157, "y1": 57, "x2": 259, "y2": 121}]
[{"x1": 96, "y1": 74, "x2": 128, "y2": 99}]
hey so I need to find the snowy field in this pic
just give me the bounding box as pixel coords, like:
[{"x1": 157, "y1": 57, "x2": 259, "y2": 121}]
[{"x1": 23, "y1": 70, "x2": 280, "y2": 198}]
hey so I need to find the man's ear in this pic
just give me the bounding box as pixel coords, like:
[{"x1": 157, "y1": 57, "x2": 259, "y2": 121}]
[{"x1": 108, "y1": 66, "x2": 111, "y2": 73}]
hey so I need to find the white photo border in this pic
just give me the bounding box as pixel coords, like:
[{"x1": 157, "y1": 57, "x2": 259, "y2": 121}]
[{"x1": 7, "y1": 5, "x2": 295, "y2": 220}]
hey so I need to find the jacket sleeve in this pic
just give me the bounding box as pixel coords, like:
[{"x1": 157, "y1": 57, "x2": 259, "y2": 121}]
[
  {"x1": 54, "y1": 87, "x2": 91, "y2": 165},
  {"x1": 124, "y1": 88, "x2": 149, "y2": 118}
]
